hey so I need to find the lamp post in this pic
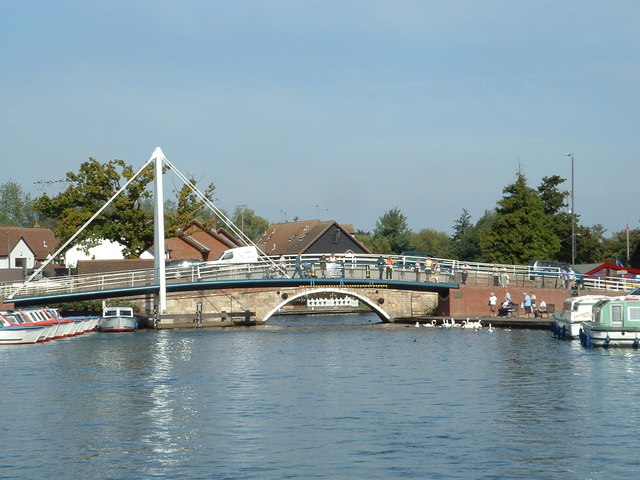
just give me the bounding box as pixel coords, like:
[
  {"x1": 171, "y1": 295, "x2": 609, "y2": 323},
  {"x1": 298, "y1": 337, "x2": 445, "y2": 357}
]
[{"x1": 566, "y1": 153, "x2": 575, "y2": 266}]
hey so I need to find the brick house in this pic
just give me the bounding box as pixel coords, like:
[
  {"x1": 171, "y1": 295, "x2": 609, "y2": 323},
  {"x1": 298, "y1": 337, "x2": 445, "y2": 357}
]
[{"x1": 255, "y1": 220, "x2": 370, "y2": 256}]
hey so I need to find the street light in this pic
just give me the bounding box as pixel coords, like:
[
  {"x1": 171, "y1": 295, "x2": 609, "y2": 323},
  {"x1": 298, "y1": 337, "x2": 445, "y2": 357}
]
[{"x1": 566, "y1": 153, "x2": 575, "y2": 266}]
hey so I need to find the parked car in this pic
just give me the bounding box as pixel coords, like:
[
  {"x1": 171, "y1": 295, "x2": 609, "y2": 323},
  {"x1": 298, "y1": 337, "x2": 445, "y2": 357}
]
[{"x1": 528, "y1": 260, "x2": 570, "y2": 280}]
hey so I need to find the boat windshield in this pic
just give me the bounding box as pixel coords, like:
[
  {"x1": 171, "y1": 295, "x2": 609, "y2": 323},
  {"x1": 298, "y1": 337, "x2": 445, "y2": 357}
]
[{"x1": 628, "y1": 287, "x2": 640, "y2": 296}]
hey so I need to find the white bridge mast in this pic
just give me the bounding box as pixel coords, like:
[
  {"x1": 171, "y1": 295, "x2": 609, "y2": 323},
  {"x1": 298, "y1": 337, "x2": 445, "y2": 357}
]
[{"x1": 152, "y1": 147, "x2": 167, "y2": 314}]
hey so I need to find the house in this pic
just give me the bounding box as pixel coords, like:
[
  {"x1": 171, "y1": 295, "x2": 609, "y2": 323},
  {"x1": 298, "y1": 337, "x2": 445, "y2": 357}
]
[
  {"x1": 0, "y1": 226, "x2": 60, "y2": 281},
  {"x1": 255, "y1": 220, "x2": 370, "y2": 256},
  {"x1": 141, "y1": 221, "x2": 241, "y2": 262},
  {"x1": 65, "y1": 239, "x2": 126, "y2": 268}
]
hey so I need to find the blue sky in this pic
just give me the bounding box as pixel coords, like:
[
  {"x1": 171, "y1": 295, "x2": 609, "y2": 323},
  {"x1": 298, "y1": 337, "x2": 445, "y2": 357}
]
[{"x1": 2, "y1": 1, "x2": 638, "y2": 236}]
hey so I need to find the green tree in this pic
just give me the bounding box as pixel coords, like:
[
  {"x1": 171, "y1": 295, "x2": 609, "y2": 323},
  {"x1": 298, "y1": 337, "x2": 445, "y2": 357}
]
[
  {"x1": 372, "y1": 208, "x2": 412, "y2": 254},
  {"x1": 34, "y1": 158, "x2": 216, "y2": 258},
  {"x1": 602, "y1": 227, "x2": 640, "y2": 266},
  {"x1": 480, "y1": 172, "x2": 560, "y2": 264},
  {"x1": 537, "y1": 175, "x2": 568, "y2": 215},
  {"x1": 35, "y1": 158, "x2": 155, "y2": 257},
  {"x1": 0, "y1": 181, "x2": 35, "y2": 227},
  {"x1": 232, "y1": 207, "x2": 269, "y2": 241},
  {"x1": 165, "y1": 180, "x2": 216, "y2": 238},
  {"x1": 410, "y1": 228, "x2": 452, "y2": 257},
  {"x1": 450, "y1": 208, "x2": 493, "y2": 262}
]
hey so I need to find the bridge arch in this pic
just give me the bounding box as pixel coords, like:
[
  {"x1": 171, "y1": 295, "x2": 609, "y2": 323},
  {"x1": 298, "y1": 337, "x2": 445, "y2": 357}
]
[{"x1": 262, "y1": 287, "x2": 391, "y2": 323}]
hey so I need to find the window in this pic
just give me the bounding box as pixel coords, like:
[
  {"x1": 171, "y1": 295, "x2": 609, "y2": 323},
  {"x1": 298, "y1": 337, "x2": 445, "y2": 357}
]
[{"x1": 612, "y1": 305, "x2": 623, "y2": 326}]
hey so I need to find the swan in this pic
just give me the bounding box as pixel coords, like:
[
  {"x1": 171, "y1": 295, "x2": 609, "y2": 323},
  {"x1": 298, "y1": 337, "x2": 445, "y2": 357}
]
[
  {"x1": 415, "y1": 321, "x2": 421, "y2": 328},
  {"x1": 488, "y1": 323, "x2": 494, "y2": 333},
  {"x1": 423, "y1": 319, "x2": 436, "y2": 328}
]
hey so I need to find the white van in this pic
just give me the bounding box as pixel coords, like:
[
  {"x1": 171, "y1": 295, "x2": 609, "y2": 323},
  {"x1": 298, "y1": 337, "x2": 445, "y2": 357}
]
[{"x1": 213, "y1": 246, "x2": 259, "y2": 264}]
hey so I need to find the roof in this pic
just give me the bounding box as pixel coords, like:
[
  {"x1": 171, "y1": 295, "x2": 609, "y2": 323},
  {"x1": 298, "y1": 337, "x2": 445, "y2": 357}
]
[
  {"x1": 0, "y1": 226, "x2": 58, "y2": 260},
  {"x1": 76, "y1": 259, "x2": 154, "y2": 275},
  {"x1": 255, "y1": 220, "x2": 369, "y2": 255},
  {"x1": 584, "y1": 262, "x2": 640, "y2": 276}
]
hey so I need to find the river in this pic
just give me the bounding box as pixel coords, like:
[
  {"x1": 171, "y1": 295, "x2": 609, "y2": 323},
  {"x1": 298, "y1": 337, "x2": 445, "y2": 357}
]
[{"x1": 2, "y1": 313, "x2": 640, "y2": 479}]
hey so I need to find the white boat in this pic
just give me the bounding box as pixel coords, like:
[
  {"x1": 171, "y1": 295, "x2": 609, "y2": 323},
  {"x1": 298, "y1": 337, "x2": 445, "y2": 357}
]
[
  {"x1": 0, "y1": 313, "x2": 46, "y2": 345},
  {"x1": 552, "y1": 295, "x2": 610, "y2": 339},
  {"x1": 580, "y1": 296, "x2": 640, "y2": 347},
  {"x1": 98, "y1": 306, "x2": 137, "y2": 332}
]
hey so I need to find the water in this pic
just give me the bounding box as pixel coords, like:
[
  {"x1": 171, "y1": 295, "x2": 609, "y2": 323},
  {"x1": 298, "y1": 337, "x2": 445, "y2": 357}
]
[{"x1": 2, "y1": 313, "x2": 640, "y2": 480}]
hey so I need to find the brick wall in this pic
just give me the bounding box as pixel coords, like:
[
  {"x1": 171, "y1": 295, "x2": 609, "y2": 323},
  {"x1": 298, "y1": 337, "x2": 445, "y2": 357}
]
[{"x1": 439, "y1": 284, "x2": 612, "y2": 317}]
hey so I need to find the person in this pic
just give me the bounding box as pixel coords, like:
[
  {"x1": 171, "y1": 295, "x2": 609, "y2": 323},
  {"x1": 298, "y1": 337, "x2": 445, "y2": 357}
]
[
  {"x1": 498, "y1": 300, "x2": 510, "y2": 317},
  {"x1": 568, "y1": 267, "x2": 576, "y2": 288},
  {"x1": 492, "y1": 264, "x2": 500, "y2": 286},
  {"x1": 414, "y1": 260, "x2": 421, "y2": 281},
  {"x1": 328, "y1": 252, "x2": 337, "y2": 263},
  {"x1": 376, "y1": 256, "x2": 385, "y2": 280},
  {"x1": 291, "y1": 254, "x2": 303, "y2": 278},
  {"x1": 560, "y1": 268, "x2": 568, "y2": 289},
  {"x1": 530, "y1": 292, "x2": 537, "y2": 308},
  {"x1": 424, "y1": 257, "x2": 433, "y2": 280},
  {"x1": 499, "y1": 267, "x2": 509, "y2": 288},
  {"x1": 319, "y1": 255, "x2": 327, "y2": 277},
  {"x1": 505, "y1": 290, "x2": 512, "y2": 305},
  {"x1": 431, "y1": 259, "x2": 441, "y2": 283},
  {"x1": 278, "y1": 255, "x2": 287, "y2": 277},
  {"x1": 385, "y1": 256, "x2": 394, "y2": 279},
  {"x1": 523, "y1": 292, "x2": 532, "y2": 318},
  {"x1": 461, "y1": 263, "x2": 470, "y2": 285},
  {"x1": 489, "y1": 292, "x2": 497, "y2": 317}
]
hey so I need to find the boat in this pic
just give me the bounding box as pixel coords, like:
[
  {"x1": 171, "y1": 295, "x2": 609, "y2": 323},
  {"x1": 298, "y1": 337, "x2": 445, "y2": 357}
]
[
  {"x1": 0, "y1": 312, "x2": 46, "y2": 344},
  {"x1": 98, "y1": 306, "x2": 137, "y2": 332},
  {"x1": 552, "y1": 295, "x2": 610, "y2": 339},
  {"x1": 580, "y1": 296, "x2": 640, "y2": 347}
]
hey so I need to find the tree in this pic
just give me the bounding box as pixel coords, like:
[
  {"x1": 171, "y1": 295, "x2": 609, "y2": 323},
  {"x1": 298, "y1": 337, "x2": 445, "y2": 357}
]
[
  {"x1": 372, "y1": 208, "x2": 412, "y2": 254},
  {"x1": 165, "y1": 180, "x2": 216, "y2": 238},
  {"x1": 537, "y1": 175, "x2": 568, "y2": 215},
  {"x1": 34, "y1": 158, "x2": 216, "y2": 258},
  {"x1": 480, "y1": 172, "x2": 560, "y2": 264},
  {"x1": 410, "y1": 228, "x2": 452, "y2": 257},
  {"x1": 450, "y1": 209, "x2": 493, "y2": 262},
  {"x1": 0, "y1": 181, "x2": 35, "y2": 227},
  {"x1": 602, "y1": 227, "x2": 640, "y2": 266},
  {"x1": 231, "y1": 207, "x2": 269, "y2": 241}
]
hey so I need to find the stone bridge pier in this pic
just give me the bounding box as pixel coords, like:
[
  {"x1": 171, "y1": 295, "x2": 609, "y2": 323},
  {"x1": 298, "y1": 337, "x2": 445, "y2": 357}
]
[{"x1": 153, "y1": 286, "x2": 438, "y2": 328}]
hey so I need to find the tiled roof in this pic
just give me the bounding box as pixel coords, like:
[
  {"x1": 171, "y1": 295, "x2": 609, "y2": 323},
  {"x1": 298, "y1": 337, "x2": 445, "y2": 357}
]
[
  {"x1": 0, "y1": 226, "x2": 58, "y2": 260},
  {"x1": 255, "y1": 220, "x2": 368, "y2": 255}
]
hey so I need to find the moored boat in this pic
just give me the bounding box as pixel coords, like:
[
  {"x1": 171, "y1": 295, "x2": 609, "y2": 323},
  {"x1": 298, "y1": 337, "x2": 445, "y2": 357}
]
[
  {"x1": 580, "y1": 296, "x2": 640, "y2": 347},
  {"x1": 98, "y1": 306, "x2": 137, "y2": 332},
  {"x1": 0, "y1": 312, "x2": 46, "y2": 345},
  {"x1": 552, "y1": 295, "x2": 610, "y2": 339}
]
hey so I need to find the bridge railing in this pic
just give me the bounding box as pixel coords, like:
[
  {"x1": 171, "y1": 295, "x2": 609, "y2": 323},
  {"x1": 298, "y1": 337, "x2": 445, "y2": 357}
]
[{"x1": 2, "y1": 253, "x2": 639, "y2": 301}]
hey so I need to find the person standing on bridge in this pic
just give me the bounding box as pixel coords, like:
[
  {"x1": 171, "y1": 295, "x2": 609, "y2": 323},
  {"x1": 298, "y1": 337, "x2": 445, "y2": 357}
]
[
  {"x1": 292, "y1": 254, "x2": 304, "y2": 278},
  {"x1": 414, "y1": 260, "x2": 421, "y2": 281},
  {"x1": 319, "y1": 255, "x2": 327, "y2": 277},
  {"x1": 376, "y1": 256, "x2": 385, "y2": 279},
  {"x1": 385, "y1": 257, "x2": 394, "y2": 279},
  {"x1": 461, "y1": 263, "x2": 470, "y2": 285}
]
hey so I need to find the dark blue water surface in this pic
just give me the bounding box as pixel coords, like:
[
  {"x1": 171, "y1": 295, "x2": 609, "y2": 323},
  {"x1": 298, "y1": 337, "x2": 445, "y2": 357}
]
[{"x1": 2, "y1": 313, "x2": 640, "y2": 480}]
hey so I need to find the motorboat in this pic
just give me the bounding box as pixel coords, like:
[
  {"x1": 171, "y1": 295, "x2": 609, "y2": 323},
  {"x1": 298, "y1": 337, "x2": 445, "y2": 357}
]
[
  {"x1": 580, "y1": 296, "x2": 640, "y2": 347},
  {"x1": 552, "y1": 295, "x2": 610, "y2": 339},
  {"x1": 0, "y1": 312, "x2": 46, "y2": 344},
  {"x1": 98, "y1": 306, "x2": 137, "y2": 332}
]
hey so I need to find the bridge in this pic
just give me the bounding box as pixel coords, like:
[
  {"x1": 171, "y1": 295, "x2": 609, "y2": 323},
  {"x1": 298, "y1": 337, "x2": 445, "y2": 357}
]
[
  {"x1": 3, "y1": 147, "x2": 637, "y2": 327},
  {"x1": 0, "y1": 253, "x2": 457, "y2": 325}
]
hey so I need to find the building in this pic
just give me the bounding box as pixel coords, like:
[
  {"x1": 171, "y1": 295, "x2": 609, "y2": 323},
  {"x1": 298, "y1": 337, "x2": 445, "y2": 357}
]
[
  {"x1": 0, "y1": 226, "x2": 59, "y2": 281},
  {"x1": 255, "y1": 220, "x2": 370, "y2": 256},
  {"x1": 141, "y1": 221, "x2": 241, "y2": 262}
]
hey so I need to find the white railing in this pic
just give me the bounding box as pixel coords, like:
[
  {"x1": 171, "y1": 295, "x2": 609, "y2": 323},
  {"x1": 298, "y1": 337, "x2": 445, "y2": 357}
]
[{"x1": 2, "y1": 254, "x2": 639, "y2": 301}]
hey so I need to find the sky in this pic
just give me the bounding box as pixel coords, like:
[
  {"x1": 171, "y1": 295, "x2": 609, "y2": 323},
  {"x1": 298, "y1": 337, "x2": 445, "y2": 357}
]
[{"x1": 2, "y1": 1, "x2": 638, "y2": 237}]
